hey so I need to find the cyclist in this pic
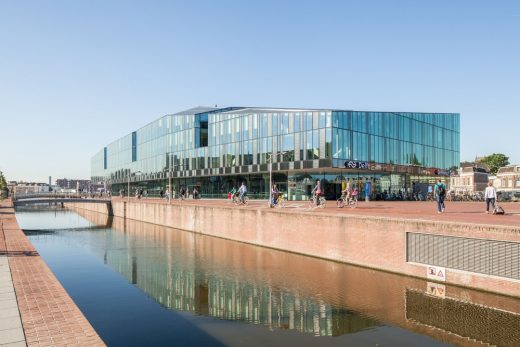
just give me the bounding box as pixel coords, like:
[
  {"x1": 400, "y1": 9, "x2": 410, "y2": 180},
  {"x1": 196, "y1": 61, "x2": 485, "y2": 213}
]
[
  {"x1": 341, "y1": 185, "x2": 351, "y2": 203},
  {"x1": 238, "y1": 182, "x2": 248, "y2": 204},
  {"x1": 271, "y1": 184, "x2": 280, "y2": 207},
  {"x1": 311, "y1": 179, "x2": 322, "y2": 206},
  {"x1": 351, "y1": 187, "x2": 359, "y2": 205}
]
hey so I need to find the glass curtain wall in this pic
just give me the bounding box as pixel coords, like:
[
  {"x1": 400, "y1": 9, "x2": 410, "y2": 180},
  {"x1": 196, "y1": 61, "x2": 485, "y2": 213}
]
[
  {"x1": 331, "y1": 111, "x2": 459, "y2": 170},
  {"x1": 92, "y1": 107, "x2": 459, "y2": 200}
]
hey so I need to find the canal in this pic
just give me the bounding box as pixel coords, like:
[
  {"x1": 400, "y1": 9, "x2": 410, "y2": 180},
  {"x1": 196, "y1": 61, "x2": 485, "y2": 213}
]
[{"x1": 15, "y1": 207, "x2": 520, "y2": 347}]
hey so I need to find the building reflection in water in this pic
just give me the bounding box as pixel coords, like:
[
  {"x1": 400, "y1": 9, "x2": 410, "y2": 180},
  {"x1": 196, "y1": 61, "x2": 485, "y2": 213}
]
[
  {"x1": 72, "y1": 209, "x2": 520, "y2": 345},
  {"x1": 92, "y1": 226, "x2": 378, "y2": 337}
]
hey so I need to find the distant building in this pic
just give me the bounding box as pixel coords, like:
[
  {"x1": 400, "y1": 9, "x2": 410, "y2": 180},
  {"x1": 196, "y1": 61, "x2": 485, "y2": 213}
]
[
  {"x1": 492, "y1": 165, "x2": 520, "y2": 192},
  {"x1": 449, "y1": 165, "x2": 489, "y2": 194},
  {"x1": 10, "y1": 181, "x2": 51, "y2": 195},
  {"x1": 56, "y1": 178, "x2": 91, "y2": 192}
]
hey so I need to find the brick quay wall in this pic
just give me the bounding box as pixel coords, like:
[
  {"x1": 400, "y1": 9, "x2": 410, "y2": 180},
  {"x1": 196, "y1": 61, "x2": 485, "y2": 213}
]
[
  {"x1": 67, "y1": 199, "x2": 520, "y2": 298},
  {"x1": 1, "y1": 199, "x2": 105, "y2": 346}
]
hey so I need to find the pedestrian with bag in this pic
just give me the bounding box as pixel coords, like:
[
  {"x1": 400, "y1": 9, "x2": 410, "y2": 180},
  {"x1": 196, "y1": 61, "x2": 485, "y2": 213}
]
[
  {"x1": 434, "y1": 179, "x2": 446, "y2": 214},
  {"x1": 484, "y1": 182, "x2": 497, "y2": 214}
]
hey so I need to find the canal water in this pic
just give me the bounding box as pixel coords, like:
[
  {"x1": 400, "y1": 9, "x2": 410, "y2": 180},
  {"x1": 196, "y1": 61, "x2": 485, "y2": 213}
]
[{"x1": 15, "y1": 208, "x2": 520, "y2": 347}]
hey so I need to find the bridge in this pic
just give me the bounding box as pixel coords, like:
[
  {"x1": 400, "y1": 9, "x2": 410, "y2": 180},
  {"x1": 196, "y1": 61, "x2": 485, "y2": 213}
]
[
  {"x1": 23, "y1": 225, "x2": 113, "y2": 234},
  {"x1": 13, "y1": 193, "x2": 113, "y2": 216}
]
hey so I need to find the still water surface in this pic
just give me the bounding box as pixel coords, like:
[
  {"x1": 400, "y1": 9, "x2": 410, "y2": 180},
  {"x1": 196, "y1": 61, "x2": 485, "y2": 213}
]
[{"x1": 15, "y1": 208, "x2": 520, "y2": 347}]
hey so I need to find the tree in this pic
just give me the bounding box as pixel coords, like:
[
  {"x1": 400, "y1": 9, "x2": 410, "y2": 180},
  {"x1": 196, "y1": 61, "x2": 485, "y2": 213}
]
[
  {"x1": 409, "y1": 154, "x2": 421, "y2": 166},
  {"x1": 478, "y1": 153, "x2": 510, "y2": 175},
  {"x1": 0, "y1": 171, "x2": 7, "y2": 199}
]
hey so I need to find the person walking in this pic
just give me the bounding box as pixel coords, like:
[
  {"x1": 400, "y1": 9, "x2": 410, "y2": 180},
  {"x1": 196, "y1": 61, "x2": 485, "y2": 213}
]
[
  {"x1": 364, "y1": 179, "x2": 372, "y2": 202},
  {"x1": 434, "y1": 179, "x2": 446, "y2": 214},
  {"x1": 484, "y1": 182, "x2": 497, "y2": 213},
  {"x1": 271, "y1": 184, "x2": 280, "y2": 207}
]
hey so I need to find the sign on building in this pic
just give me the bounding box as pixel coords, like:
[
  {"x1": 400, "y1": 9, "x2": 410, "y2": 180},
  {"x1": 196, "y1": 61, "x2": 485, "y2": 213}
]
[
  {"x1": 426, "y1": 265, "x2": 446, "y2": 282},
  {"x1": 344, "y1": 160, "x2": 369, "y2": 169}
]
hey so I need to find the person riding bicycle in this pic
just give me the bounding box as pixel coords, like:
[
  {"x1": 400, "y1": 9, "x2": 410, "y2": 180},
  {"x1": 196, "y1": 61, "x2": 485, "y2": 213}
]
[
  {"x1": 238, "y1": 182, "x2": 248, "y2": 204},
  {"x1": 341, "y1": 185, "x2": 351, "y2": 201},
  {"x1": 271, "y1": 184, "x2": 280, "y2": 207},
  {"x1": 351, "y1": 187, "x2": 359, "y2": 203},
  {"x1": 311, "y1": 179, "x2": 322, "y2": 206}
]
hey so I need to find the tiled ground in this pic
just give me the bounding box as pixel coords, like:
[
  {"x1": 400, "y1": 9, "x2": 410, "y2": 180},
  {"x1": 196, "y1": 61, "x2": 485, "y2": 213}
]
[
  {"x1": 0, "y1": 200, "x2": 105, "y2": 347},
  {"x1": 0, "y1": 256, "x2": 25, "y2": 347},
  {"x1": 113, "y1": 196, "x2": 520, "y2": 228}
]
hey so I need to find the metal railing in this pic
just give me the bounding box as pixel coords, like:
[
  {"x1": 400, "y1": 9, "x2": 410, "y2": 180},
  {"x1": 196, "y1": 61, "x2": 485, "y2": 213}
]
[{"x1": 13, "y1": 192, "x2": 111, "y2": 201}]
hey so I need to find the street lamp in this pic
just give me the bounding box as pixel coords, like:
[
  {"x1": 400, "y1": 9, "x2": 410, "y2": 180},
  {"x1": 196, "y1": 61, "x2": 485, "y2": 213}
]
[
  {"x1": 168, "y1": 168, "x2": 172, "y2": 204},
  {"x1": 267, "y1": 151, "x2": 286, "y2": 207},
  {"x1": 127, "y1": 169, "x2": 142, "y2": 202}
]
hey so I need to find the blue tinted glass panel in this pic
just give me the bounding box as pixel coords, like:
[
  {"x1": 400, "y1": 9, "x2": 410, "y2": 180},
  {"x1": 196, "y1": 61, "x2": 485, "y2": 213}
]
[
  {"x1": 103, "y1": 147, "x2": 107, "y2": 170},
  {"x1": 131, "y1": 132, "x2": 137, "y2": 162}
]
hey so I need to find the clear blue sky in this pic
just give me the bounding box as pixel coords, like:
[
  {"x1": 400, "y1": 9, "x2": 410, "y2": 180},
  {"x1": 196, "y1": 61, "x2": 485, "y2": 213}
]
[{"x1": 1, "y1": 0, "x2": 518, "y2": 182}]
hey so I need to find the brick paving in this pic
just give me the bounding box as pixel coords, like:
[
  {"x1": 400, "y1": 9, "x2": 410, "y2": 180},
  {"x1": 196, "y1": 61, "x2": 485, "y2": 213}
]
[
  {"x1": 114, "y1": 196, "x2": 520, "y2": 229},
  {"x1": 0, "y1": 200, "x2": 105, "y2": 347}
]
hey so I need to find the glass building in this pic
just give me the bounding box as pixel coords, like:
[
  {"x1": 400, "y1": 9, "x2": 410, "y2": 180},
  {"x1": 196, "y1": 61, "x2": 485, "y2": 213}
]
[{"x1": 91, "y1": 106, "x2": 460, "y2": 200}]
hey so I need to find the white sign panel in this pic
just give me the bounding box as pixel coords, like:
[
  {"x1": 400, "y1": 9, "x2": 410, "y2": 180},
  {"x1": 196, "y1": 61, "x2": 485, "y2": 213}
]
[
  {"x1": 426, "y1": 265, "x2": 446, "y2": 282},
  {"x1": 426, "y1": 282, "x2": 446, "y2": 299}
]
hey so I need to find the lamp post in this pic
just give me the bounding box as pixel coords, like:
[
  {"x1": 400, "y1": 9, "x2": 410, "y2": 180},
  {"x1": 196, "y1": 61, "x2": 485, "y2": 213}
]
[
  {"x1": 127, "y1": 169, "x2": 131, "y2": 202},
  {"x1": 168, "y1": 168, "x2": 172, "y2": 204},
  {"x1": 267, "y1": 151, "x2": 286, "y2": 207}
]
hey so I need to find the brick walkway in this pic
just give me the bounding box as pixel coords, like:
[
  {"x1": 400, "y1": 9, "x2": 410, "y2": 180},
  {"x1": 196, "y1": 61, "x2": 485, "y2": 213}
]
[
  {"x1": 0, "y1": 200, "x2": 105, "y2": 347},
  {"x1": 114, "y1": 196, "x2": 520, "y2": 228}
]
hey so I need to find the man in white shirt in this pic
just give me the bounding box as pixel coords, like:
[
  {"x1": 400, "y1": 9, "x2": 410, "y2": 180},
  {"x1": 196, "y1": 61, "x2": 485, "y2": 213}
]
[
  {"x1": 484, "y1": 182, "x2": 497, "y2": 213},
  {"x1": 238, "y1": 182, "x2": 248, "y2": 204}
]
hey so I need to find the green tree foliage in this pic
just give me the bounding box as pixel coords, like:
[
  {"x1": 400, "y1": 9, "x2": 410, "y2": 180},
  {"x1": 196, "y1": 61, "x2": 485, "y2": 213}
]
[
  {"x1": 478, "y1": 153, "x2": 510, "y2": 175},
  {"x1": 0, "y1": 171, "x2": 7, "y2": 199},
  {"x1": 409, "y1": 154, "x2": 421, "y2": 166}
]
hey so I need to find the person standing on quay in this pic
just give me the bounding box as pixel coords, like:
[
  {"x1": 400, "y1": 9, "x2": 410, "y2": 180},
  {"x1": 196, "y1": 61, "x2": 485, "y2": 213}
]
[
  {"x1": 434, "y1": 179, "x2": 446, "y2": 214},
  {"x1": 364, "y1": 178, "x2": 372, "y2": 202},
  {"x1": 484, "y1": 182, "x2": 497, "y2": 213}
]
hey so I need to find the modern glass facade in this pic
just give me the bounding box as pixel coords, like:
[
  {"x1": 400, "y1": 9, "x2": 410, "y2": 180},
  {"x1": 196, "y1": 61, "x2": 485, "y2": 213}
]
[{"x1": 92, "y1": 106, "x2": 460, "y2": 200}]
